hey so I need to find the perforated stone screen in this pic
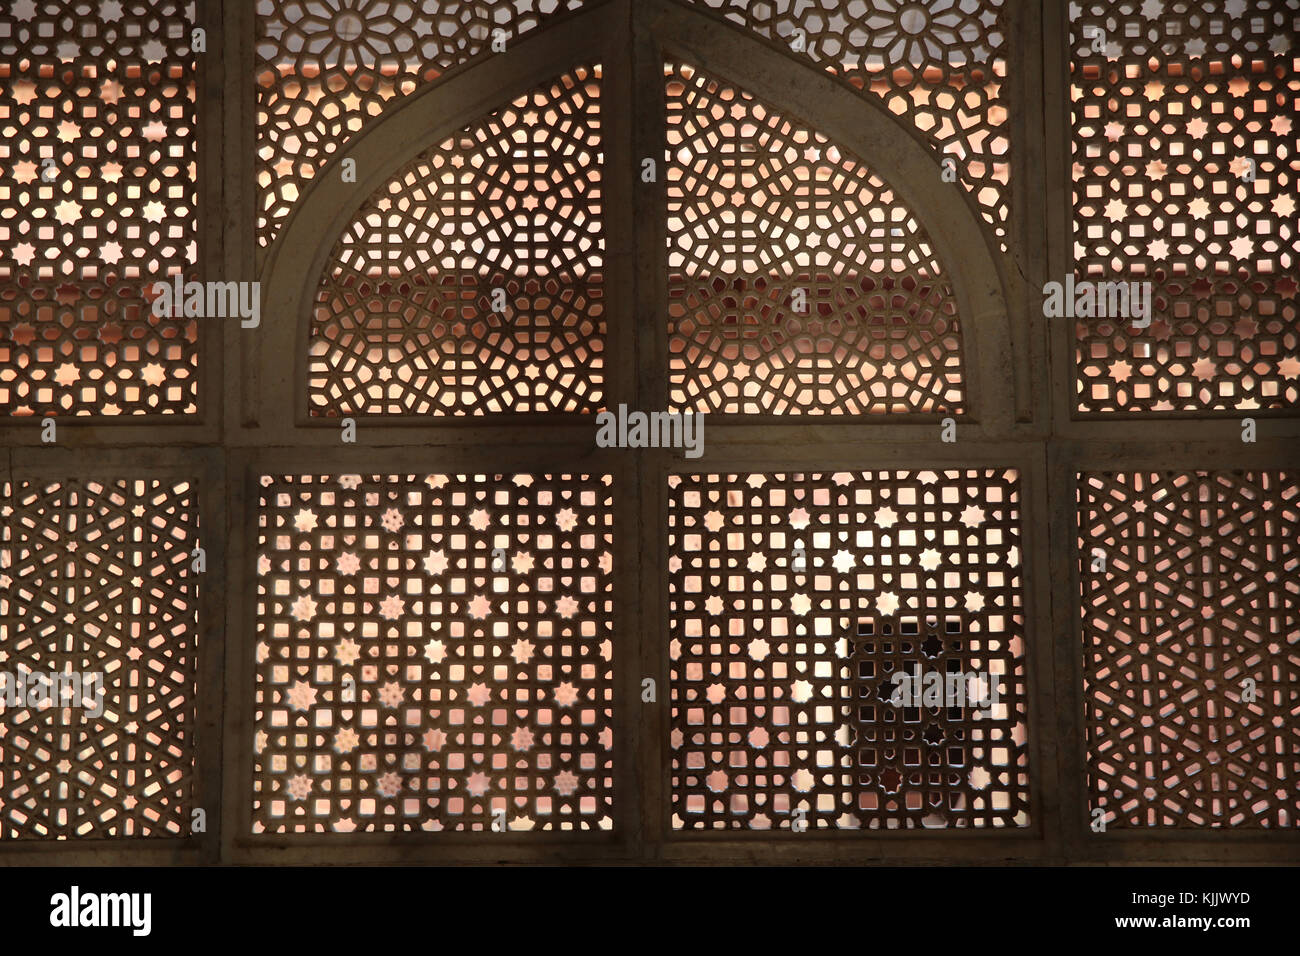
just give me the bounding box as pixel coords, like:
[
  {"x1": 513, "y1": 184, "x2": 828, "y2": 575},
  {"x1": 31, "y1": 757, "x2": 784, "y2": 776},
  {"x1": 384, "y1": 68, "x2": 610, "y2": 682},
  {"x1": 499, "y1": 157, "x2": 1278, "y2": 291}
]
[
  {"x1": 666, "y1": 63, "x2": 965, "y2": 416},
  {"x1": 687, "y1": 0, "x2": 1011, "y2": 251},
  {"x1": 1070, "y1": 0, "x2": 1300, "y2": 414},
  {"x1": 255, "y1": 0, "x2": 589, "y2": 251},
  {"x1": 668, "y1": 469, "x2": 1029, "y2": 830},
  {"x1": 309, "y1": 66, "x2": 604, "y2": 417},
  {"x1": 0, "y1": 1, "x2": 198, "y2": 417},
  {"x1": 0, "y1": 478, "x2": 200, "y2": 838},
  {"x1": 1079, "y1": 470, "x2": 1300, "y2": 828},
  {"x1": 252, "y1": 472, "x2": 615, "y2": 833},
  {"x1": 2, "y1": 0, "x2": 1296, "y2": 868}
]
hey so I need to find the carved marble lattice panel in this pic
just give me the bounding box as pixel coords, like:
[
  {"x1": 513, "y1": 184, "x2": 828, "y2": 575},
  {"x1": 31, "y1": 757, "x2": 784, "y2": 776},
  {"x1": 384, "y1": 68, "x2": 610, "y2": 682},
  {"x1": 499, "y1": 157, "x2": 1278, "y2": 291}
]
[
  {"x1": 0, "y1": 1, "x2": 198, "y2": 417},
  {"x1": 252, "y1": 473, "x2": 615, "y2": 833},
  {"x1": 0, "y1": 479, "x2": 199, "y2": 838},
  {"x1": 1071, "y1": 1, "x2": 1300, "y2": 414},
  {"x1": 667, "y1": 64, "x2": 964, "y2": 416},
  {"x1": 1080, "y1": 471, "x2": 1300, "y2": 828},
  {"x1": 668, "y1": 470, "x2": 1028, "y2": 830},
  {"x1": 256, "y1": 0, "x2": 587, "y2": 251},
  {"x1": 310, "y1": 66, "x2": 603, "y2": 417},
  {"x1": 687, "y1": 0, "x2": 1010, "y2": 251}
]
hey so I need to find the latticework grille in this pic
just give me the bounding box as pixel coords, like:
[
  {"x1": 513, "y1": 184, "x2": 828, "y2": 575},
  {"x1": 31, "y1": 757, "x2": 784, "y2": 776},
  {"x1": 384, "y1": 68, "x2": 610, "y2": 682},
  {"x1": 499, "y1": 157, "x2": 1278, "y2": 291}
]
[
  {"x1": 308, "y1": 66, "x2": 603, "y2": 417},
  {"x1": 687, "y1": 0, "x2": 1010, "y2": 251},
  {"x1": 668, "y1": 470, "x2": 1028, "y2": 830},
  {"x1": 255, "y1": 0, "x2": 588, "y2": 251},
  {"x1": 1071, "y1": 0, "x2": 1300, "y2": 414},
  {"x1": 0, "y1": 1, "x2": 198, "y2": 418},
  {"x1": 1079, "y1": 471, "x2": 1300, "y2": 828},
  {"x1": 254, "y1": 2, "x2": 1010, "y2": 255},
  {"x1": 252, "y1": 473, "x2": 615, "y2": 833},
  {"x1": 0, "y1": 478, "x2": 199, "y2": 838},
  {"x1": 666, "y1": 64, "x2": 965, "y2": 416}
]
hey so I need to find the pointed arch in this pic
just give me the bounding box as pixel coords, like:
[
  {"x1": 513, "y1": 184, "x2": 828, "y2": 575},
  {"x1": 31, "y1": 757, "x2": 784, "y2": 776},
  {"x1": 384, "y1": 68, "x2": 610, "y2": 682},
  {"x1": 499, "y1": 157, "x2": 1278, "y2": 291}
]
[
  {"x1": 256, "y1": 0, "x2": 1013, "y2": 429},
  {"x1": 651, "y1": 0, "x2": 1014, "y2": 428},
  {"x1": 665, "y1": 60, "x2": 966, "y2": 416},
  {"x1": 309, "y1": 64, "x2": 603, "y2": 416},
  {"x1": 254, "y1": 2, "x2": 621, "y2": 425}
]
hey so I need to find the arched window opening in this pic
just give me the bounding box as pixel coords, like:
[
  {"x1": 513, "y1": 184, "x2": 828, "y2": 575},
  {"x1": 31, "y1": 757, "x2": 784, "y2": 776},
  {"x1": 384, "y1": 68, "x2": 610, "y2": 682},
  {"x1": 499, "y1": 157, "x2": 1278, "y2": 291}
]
[
  {"x1": 308, "y1": 66, "x2": 604, "y2": 416},
  {"x1": 666, "y1": 63, "x2": 966, "y2": 415}
]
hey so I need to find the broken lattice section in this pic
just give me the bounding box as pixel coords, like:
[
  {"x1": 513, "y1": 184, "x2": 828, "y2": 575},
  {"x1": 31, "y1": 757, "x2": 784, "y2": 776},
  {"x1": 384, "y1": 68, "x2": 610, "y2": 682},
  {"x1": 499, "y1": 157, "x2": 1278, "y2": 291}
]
[
  {"x1": 253, "y1": 473, "x2": 614, "y2": 833},
  {"x1": 1080, "y1": 471, "x2": 1300, "y2": 828},
  {"x1": 256, "y1": 0, "x2": 587, "y2": 251},
  {"x1": 0, "y1": 478, "x2": 200, "y2": 838},
  {"x1": 1071, "y1": 0, "x2": 1300, "y2": 413},
  {"x1": 667, "y1": 63, "x2": 965, "y2": 416},
  {"x1": 669, "y1": 470, "x2": 1028, "y2": 830},
  {"x1": 0, "y1": 0, "x2": 198, "y2": 417},
  {"x1": 309, "y1": 66, "x2": 603, "y2": 417}
]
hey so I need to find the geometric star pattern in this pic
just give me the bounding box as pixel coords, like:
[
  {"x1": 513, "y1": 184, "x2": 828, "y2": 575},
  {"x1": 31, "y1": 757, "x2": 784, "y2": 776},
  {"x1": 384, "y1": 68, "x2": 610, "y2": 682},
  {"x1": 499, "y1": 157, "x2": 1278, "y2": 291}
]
[
  {"x1": 256, "y1": 0, "x2": 588, "y2": 251},
  {"x1": 667, "y1": 64, "x2": 965, "y2": 416},
  {"x1": 1079, "y1": 471, "x2": 1300, "y2": 827},
  {"x1": 0, "y1": 1, "x2": 198, "y2": 417},
  {"x1": 0, "y1": 479, "x2": 199, "y2": 838},
  {"x1": 669, "y1": 470, "x2": 1028, "y2": 830},
  {"x1": 256, "y1": 2, "x2": 1010, "y2": 256},
  {"x1": 1071, "y1": 1, "x2": 1300, "y2": 413},
  {"x1": 309, "y1": 67, "x2": 603, "y2": 416},
  {"x1": 252, "y1": 473, "x2": 615, "y2": 833},
  {"x1": 687, "y1": 0, "x2": 1011, "y2": 251}
]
